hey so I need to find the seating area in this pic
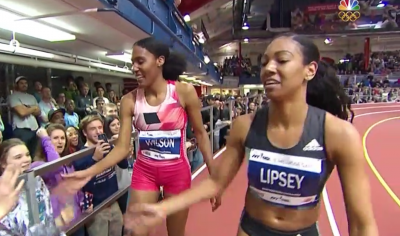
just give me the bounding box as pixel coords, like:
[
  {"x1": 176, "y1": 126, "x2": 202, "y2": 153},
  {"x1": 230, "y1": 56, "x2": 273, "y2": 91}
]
[
  {"x1": 219, "y1": 50, "x2": 400, "y2": 78},
  {"x1": 337, "y1": 51, "x2": 400, "y2": 75},
  {"x1": 219, "y1": 56, "x2": 257, "y2": 77}
]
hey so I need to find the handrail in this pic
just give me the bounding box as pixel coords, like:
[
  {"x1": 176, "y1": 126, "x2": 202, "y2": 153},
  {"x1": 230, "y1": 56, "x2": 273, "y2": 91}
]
[
  {"x1": 30, "y1": 132, "x2": 138, "y2": 177},
  {"x1": 20, "y1": 95, "x2": 264, "y2": 233}
]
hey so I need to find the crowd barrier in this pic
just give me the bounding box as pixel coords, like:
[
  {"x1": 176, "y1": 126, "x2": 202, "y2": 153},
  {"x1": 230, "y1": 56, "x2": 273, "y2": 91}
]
[{"x1": 17, "y1": 94, "x2": 264, "y2": 234}]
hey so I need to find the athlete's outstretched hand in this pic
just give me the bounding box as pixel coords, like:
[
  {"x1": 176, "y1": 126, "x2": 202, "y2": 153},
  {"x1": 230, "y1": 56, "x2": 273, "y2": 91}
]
[
  {"x1": 59, "y1": 170, "x2": 93, "y2": 195},
  {"x1": 210, "y1": 195, "x2": 222, "y2": 212},
  {"x1": 124, "y1": 204, "x2": 165, "y2": 234}
]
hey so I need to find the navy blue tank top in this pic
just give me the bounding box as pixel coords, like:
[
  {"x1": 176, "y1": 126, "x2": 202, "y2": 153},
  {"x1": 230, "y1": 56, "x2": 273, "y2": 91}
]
[{"x1": 245, "y1": 105, "x2": 332, "y2": 209}]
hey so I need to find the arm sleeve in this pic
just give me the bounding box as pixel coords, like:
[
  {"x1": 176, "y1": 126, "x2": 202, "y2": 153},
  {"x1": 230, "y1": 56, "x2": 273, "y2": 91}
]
[
  {"x1": 41, "y1": 136, "x2": 61, "y2": 162},
  {"x1": 117, "y1": 159, "x2": 129, "y2": 169},
  {"x1": 111, "y1": 145, "x2": 128, "y2": 169},
  {"x1": 8, "y1": 94, "x2": 21, "y2": 108},
  {"x1": 72, "y1": 148, "x2": 97, "y2": 171}
]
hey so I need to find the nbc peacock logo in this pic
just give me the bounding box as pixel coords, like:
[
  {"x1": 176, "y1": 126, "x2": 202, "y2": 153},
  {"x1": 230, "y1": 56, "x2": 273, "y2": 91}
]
[{"x1": 338, "y1": 0, "x2": 361, "y2": 22}]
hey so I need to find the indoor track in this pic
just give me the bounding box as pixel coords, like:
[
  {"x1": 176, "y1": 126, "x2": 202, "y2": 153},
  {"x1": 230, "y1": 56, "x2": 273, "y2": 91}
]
[{"x1": 153, "y1": 103, "x2": 400, "y2": 236}]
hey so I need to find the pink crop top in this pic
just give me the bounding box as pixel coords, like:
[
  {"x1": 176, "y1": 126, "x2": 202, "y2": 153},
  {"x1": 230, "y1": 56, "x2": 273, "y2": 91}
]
[{"x1": 134, "y1": 81, "x2": 188, "y2": 161}]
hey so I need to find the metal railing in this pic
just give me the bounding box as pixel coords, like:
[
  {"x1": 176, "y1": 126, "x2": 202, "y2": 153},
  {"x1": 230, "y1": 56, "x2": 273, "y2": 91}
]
[{"x1": 17, "y1": 94, "x2": 263, "y2": 234}]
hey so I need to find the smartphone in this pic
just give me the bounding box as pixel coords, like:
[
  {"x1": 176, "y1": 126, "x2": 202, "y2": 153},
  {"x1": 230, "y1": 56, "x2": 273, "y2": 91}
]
[
  {"x1": 98, "y1": 133, "x2": 109, "y2": 143},
  {"x1": 143, "y1": 112, "x2": 161, "y2": 124},
  {"x1": 80, "y1": 192, "x2": 93, "y2": 211}
]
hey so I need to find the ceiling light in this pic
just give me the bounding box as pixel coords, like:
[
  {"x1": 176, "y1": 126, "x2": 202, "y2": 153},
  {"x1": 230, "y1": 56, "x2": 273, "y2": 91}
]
[
  {"x1": 186, "y1": 77, "x2": 196, "y2": 81},
  {"x1": 204, "y1": 55, "x2": 210, "y2": 64},
  {"x1": 0, "y1": 42, "x2": 54, "y2": 58},
  {"x1": 244, "y1": 38, "x2": 249, "y2": 42},
  {"x1": 242, "y1": 23, "x2": 249, "y2": 30},
  {"x1": 226, "y1": 45, "x2": 232, "y2": 50},
  {"x1": 106, "y1": 52, "x2": 132, "y2": 63},
  {"x1": 183, "y1": 14, "x2": 191, "y2": 22},
  {"x1": 91, "y1": 63, "x2": 132, "y2": 73},
  {"x1": 0, "y1": 9, "x2": 76, "y2": 42},
  {"x1": 324, "y1": 38, "x2": 332, "y2": 45},
  {"x1": 199, "y1": 38, "x2": 205, "y2": 44}
]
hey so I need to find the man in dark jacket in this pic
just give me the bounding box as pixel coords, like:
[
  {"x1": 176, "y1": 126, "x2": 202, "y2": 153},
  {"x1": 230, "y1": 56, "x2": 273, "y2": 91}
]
[{"x1": 74, "y1": 82, "x2": 92, "y2": 118}]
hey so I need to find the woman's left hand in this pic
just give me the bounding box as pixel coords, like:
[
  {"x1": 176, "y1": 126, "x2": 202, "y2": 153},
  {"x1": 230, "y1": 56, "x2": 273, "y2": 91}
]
[
  {"x1": 124, "y1": 203, "x2": 165, "y2": 234},
  {"x1": 210, "y1": 195, "x2": 222, "y2": 212},
  {"x1": 36, "y1": 127, "x2": 48, "y2": 138}
]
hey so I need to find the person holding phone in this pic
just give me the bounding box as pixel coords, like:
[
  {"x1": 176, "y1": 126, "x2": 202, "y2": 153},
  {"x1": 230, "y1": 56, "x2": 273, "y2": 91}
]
[
  {"x1": 63, "y1": 37, "x2": 216, "y2": 236},
  {"x1": 72, "y1": 115, "x2": 128, "y2": 236}
]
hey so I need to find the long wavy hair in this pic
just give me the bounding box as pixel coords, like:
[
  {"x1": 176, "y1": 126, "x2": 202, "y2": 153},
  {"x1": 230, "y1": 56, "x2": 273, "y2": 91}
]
[{"x1": 34, "y1": 124, "x2": 69, "y2": 162}]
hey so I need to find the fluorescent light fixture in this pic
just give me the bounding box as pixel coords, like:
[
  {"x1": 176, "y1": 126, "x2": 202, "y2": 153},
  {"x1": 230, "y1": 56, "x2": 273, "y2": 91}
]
[
  {"x1": 0, "y1": 42, "x2": 54, "y2": 58},
  {"x1": 244, "y1": 38, "x2": 249, "y2": 42},
  {"x1": 242, "y1": 23, "x2": 249, "y2": 30},
  {"x1": 0, "y1": 9, "x2": 76, "y2": 42},
  {"x1": 179, "y1": 74, "x2": 188, "y2": 78},
  {"x1": 184, "y1": 14, "x2": 191, "y2": 22},
  {"x1": 226, "y1": 45, "x2": 232, "y2": 50},
  {"x1": 106, "y1": 52, "x2": 132, "y2": 63},
  {"x1": 199, "y1": 38, "x2": 205, "y2": 44},
  {"x1": 324, "y1": 38, "x2": 332, "y2": 44},
  {"x1": 91, "y1": 62, "x2": 132, "y2": 73},
  {"x1": 204, "y1": 55, "x2": 210, "y2": 64},
  {"x1": 186, "y1": 77, "x2": 196, "y2": 81},
  {"x1": 377, "y1": 3, "x2": 385, "y2": 7}
]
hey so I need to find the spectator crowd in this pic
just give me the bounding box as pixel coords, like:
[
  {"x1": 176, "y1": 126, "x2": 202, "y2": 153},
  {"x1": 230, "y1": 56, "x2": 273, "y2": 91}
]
[
  {"x1": 218, "y1": 56, "x2": 256, "y2": 77},
  {"x1": 0, "y1": 75, "x2": 132, "y2": 236},
  {"x1": 0, "y1": 73, "x2": 263, "y2": 236},
  {"x1": 342, "y1": 73, "x2": 400, "y2": 103},
  {"x1": 336, "y1": 51, "x2": 400, "y2": 75},
  {"x1": 216, "y1": 50, "x2": 400, "y2": 78}
]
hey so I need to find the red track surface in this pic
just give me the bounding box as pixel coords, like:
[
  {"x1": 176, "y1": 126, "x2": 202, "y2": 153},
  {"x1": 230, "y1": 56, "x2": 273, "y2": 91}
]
[{"x1": 152, "y1": 103, "x2": 400, "y2": 236}]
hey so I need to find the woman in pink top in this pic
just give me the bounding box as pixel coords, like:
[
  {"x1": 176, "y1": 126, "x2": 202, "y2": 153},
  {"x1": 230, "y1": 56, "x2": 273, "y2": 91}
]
[{"x1": 63, "y1": 37, "x2": 217, "y2": 236}]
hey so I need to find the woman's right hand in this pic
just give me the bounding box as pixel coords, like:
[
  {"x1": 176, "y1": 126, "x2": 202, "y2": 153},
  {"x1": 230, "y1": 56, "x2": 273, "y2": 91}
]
[
  {"x1": 36, "y1": 127, "x2": 48, "y2": 138},
  {"x1": 0, "y1": 164, "x2": 25, "y2": 220},
  {"x1": 124, "y1": 204, "x2": 165, "y2": 234}
]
